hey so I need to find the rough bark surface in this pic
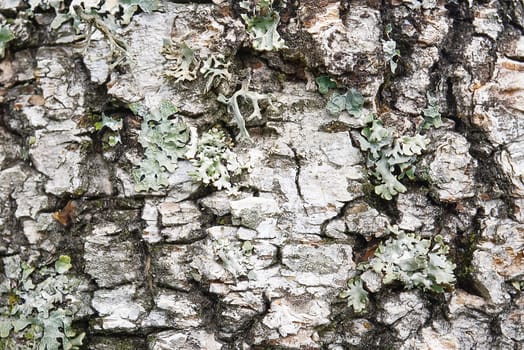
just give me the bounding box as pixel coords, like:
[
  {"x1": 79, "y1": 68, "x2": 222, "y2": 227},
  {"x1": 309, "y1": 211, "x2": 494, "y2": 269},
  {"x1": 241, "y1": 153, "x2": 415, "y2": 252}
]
[{"x1": 1, "y1": 0, "x2": 524, "y2": 349}]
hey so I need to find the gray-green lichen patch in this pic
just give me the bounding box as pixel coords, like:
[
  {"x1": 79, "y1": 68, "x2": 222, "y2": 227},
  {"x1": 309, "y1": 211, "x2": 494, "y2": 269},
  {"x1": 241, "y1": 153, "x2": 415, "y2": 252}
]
[
  {"x1": 131, "y1": 101, "x2": 195, "y2": 192},
  {"x1": 189, "y1": 128, "x2": 248, "y2": 189},
  {"x1": 240, "y1": 0, "x2": 287, "y2": 52},
  {"x1": 352, "y1": 113, "x2": 429, "y2": 200},
  {"x1": 0, "y1": 255, "x2": 91, "y2": 349}
]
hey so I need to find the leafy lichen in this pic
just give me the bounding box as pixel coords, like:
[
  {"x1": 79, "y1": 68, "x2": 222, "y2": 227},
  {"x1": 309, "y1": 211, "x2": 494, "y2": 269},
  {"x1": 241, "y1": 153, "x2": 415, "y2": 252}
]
[
  {"x1": 315, "y1": 75, "x2": 337, "y2": 95},
  {"x1": 422, "y1": 92, "x2": 442, "y2": 129},
  {"x1": 326, "y1": 88, "x2": 364, "y2": 117},
  {"x1": 240, "y1": 0, "x2": 287, "y2": 52},
  {"x1": 366, "y1": 227, "x2": 456, "y2": 292},
  {"x1": 214, "y1": 237, "x2": 256, "y2": 280},
  {"x1": 131, "y1": 101, "x2": 196, "y2": 192},
  {"x1": 94, "y1": 114, "x2": 123, "y2": 147},
  {"x1": 162, "y1": 40, "x2": 200, "y2": 83},
  {"x1": 355, "y1": 115, "x2": 429, "y2": 200},
  {"x1": 339, "y1": 277, "x2": 369, "y2": 313},
  {"x1": 0, "y1": 255, "x2": 86, "y2": 350},
  {"x1": 217, "y1": 80, "x2": 274, "y2": 141},
  {"x1": 383, "y1": 25, "x2": 400, "y2": 74},
  {"x1": 200, "y1": 54, "x2": 232, "y2": 93},
  {"x1": 341, "y1": 226, "x2": 456, "y2": 313},
  {"x1": 188, "y1": 128, "x2": 247, "y2": 190}
]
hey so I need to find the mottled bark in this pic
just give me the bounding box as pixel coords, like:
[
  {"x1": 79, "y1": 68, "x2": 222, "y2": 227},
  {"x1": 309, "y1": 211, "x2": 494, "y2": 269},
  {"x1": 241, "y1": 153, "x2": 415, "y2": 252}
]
[{"x1": 1, "y1": 0, "x2": 524, "y2": 349}]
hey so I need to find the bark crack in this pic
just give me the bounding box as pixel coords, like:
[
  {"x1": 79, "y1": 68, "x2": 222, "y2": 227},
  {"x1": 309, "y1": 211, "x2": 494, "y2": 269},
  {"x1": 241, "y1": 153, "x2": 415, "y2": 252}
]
[{"x1": 289, "y1": 144, "x2": 309, "y2": 216}]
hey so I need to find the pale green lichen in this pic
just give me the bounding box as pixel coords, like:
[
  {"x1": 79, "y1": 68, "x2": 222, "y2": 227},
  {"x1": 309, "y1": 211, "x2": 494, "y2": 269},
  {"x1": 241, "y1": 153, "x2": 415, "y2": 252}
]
[
  {"x1": 325, "y1": 88, "x2": 428, "y2": 200},
  {"x1": 214, "y1": 238, "x2": 256, "y2": 279},
  {"x1": 422, "y1": 92, "x2": 442, "y2": 129},
  {"x1": 200, "y1": 54, "x2": 232, "y2": 93},
  {"x1": 94, "y1": 114, "x2": 123, "y2": 146},
  {"x1": 132, "y1": 103, "x2": 248, "y2": 192},
  {"x1": 340, "y1": 277, "x2": 369, "y2": 313},
  {"x1": 341, "y1": 226, "x2": 456, "y2": 312},
  {"x1": 240, "y1": 0, "x2": 287, "y2": 52},
  {"x1": 131, "y1": 101, "x2": 196, "y2": 192},
  {"x1": 315, "y1": 75, "x2": 337, "y2": 95},
  {"x1": 366, "y1": 227, "x2": 456, "y2": 292},
  {"x1": 162, "y1": 40, "x2": 200, "y2": 83},
  {"x1": 383, "y1": 24, "x2": 400, "y2": 74},
  {"x1": 0, "y1": 255, "x2": 86, "y2": 350},
  {"x1": 218, "y1": 80, "x2": 274, "y2": 141},
  {"x1": 188, "y1": 128, "x2": 247, "y2": 190},
  {"x1": 356, "y1": 115, "x2": 428, "y2": 200},
  {"x1": 326, "y1": 88, "x2": 364, "y2": 117}
]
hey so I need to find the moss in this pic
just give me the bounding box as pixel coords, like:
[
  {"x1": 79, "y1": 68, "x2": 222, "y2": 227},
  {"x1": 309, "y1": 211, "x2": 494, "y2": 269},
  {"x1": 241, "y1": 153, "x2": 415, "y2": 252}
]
[
  {"x1": 319, "y1": 120, "x2": 352, "y2": 133},
  {"x1": 73, "y1": 187, "x2": 87, "y2": 197},
  {"x1": 78, "y1": 113, "x2": 101, "y2": 128},
  {"x1": 90, "y1": 336, "x2": 146, "y2": 350},
  {"x1": 454, "y1": 229, "x2": 480, "y2": 282}
]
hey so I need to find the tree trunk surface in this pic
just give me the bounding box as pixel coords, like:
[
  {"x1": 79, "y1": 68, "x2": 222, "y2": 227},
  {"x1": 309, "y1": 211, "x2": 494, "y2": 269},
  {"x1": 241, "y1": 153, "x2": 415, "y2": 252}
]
[{"x1": 1, "y1": 0, "x2": 524, "y2": 349}]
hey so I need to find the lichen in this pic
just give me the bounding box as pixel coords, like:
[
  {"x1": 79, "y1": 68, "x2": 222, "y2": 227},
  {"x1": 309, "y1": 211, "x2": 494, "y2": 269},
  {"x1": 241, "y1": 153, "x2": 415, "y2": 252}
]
[
  {"x1": 339, "y1": 277, "x2": 369, "y2": 313},
  {"x1": 162, "y1": 40, "x2": 200, "y2": 83},
  {"x1": 341, "y1": 226, "x2": 456, "y2": 312},
  {"x1": 422, "y1": 92, "x2": 442, "y2": 129},
  {"x1": 217, "y1": 80, "x2": 274, "y2": 141},
  {"x1": 355, "y1": 115, "x2": 429, "y2": 200},
  {"x1": 326, "y1": 88, "x2": 364, "y2": 117},
  {"x1": 94, "y1": 114, "x2": 123, "y2": 147},
  {"x1": 214, "y1": 238, "x2": 256, "y2": 279},
  {"x1": 131, "y1": 101, "x2": 197, "y2": 192},
  {"x1": 315, "y1": 75, "x2": 337, "y2": 95},
  {"x1": 188, "y1": 128, "x2": 247, "y2": 190},
  {"x1": 0, "y1": 255, "x2": 86, "y2": 350},
  {"x1": 240, "y1": 0, "x2": 287, "y2": 52},
  {"x1": 367, "y1": 226, "x2": 456, "y2": 292},
  {"x1": 383, "y1": 24, "x2": 400, "y2": 74},
  {"x1": 200, "y1": 54, "x2": 232, "y2": 93}
]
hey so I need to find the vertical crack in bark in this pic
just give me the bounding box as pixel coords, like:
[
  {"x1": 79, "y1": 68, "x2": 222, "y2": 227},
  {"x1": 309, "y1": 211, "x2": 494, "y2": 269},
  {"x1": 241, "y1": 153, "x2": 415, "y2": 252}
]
[
  {"x1": 319, "y1": 200, "x2": 351, "y2": 238},
  {"x1": 289, "y1": 144, "x2": 309, "y2": 216},
  {"x1": 443, "y1": 2, "x2": 515, "y2": 214},
  {"x1": 142, "y1": 243, "x2": 154, "y2": 294}
]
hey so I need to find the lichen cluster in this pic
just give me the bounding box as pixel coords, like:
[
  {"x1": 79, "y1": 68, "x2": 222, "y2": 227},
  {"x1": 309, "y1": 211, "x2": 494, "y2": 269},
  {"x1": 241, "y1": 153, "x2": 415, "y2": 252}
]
[
  {"x1": 0, "y1": 256, "x2": 86, "y2": 350},
  {"x1": 189, "y1": 128, "x2": 246, "y2": 190},
  {"x1": 356, "y1": 115, "x2": 429, "y2": 200},
  {"x1": 217, "y1": 80, "x2": 274, "y2": 141},
  {"x1": 325, "y1": 87, "x2": 439, "y2": 200},
  {"x1": 214, "y1": 238, "x2": 256, "y2": 279},
  {"x1": 131, "y1": 102, "x2": 250, "y2": 192},
  {"x1": 341, "y1": 226, "x2": 456, "y2": 313},
  {"x1": 240, "y1": 0, "x2": 287, "y2": 52},
  {"x1": 131, "y1": 101, "x2": 196, "y2": 192}
]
